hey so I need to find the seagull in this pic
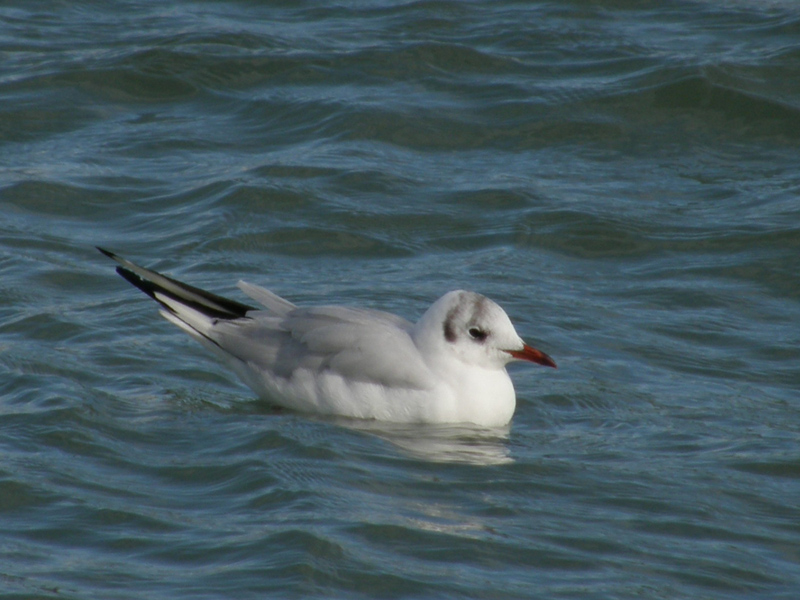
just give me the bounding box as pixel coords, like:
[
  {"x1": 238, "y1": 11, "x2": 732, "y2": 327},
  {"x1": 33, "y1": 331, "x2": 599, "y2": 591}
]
[{"x1": 98, "y1": 248, "x2": 555, "y2": 426}]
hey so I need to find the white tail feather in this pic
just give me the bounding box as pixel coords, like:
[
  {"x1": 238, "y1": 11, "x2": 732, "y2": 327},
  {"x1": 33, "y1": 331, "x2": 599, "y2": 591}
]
[{"x1": 237, "y1": 281, "x2": 296, "y2": 316}]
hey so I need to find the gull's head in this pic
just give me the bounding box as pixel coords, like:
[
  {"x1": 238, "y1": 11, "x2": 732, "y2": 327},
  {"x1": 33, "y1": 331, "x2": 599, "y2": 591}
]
[{"x1": 413, "y1": 290, "x2": 556, "y2": 370}]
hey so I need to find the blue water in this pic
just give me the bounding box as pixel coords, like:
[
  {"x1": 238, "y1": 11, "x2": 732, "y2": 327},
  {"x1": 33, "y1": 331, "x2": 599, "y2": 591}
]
[{"x1": 2, "y1": 1, "x2": 800, "y2": 598}]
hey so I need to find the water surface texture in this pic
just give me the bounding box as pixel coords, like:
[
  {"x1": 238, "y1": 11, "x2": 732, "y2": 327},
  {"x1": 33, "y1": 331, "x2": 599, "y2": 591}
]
[{"x1": 2, "y1": 1, "x2": 800, "y2": 598}]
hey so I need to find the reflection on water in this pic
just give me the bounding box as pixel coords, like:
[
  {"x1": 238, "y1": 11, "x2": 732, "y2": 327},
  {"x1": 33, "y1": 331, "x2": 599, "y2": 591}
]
[{"x1": 333, "y1": 418, "x2": 513, "y2": 466}]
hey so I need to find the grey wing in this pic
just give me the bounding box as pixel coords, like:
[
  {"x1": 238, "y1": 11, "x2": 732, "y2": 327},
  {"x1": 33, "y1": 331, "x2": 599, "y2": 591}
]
[
  {"x1": 212, "y1": 305, "x2": 435, "y2": 390},
  {"x1": 100, "y1": 253, "x2": 431, "y2": 390}
]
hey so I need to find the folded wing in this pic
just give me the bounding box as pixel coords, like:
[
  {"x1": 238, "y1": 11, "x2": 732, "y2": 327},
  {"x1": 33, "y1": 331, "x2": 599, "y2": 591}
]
[
  {"x1": 209, "y1": 303, "x2": 433, "y2": 390},
  {"x1": 100, "y1": 248, "x2": 434, "y2": 393}
]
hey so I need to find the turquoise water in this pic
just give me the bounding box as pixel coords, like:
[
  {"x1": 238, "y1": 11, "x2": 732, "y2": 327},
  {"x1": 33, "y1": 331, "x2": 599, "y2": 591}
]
[{"x1": 2, "y1": 1, "x2": 800, "y2": 598}]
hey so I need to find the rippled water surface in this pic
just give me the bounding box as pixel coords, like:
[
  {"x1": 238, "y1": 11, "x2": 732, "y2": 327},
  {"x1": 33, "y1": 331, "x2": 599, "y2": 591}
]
[{"x1": 2, "y1": 1, "x2": 800, "y2": 598}]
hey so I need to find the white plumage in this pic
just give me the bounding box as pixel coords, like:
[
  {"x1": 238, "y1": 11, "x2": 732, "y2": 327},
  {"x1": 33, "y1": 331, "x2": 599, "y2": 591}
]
[{"x1": 100, "y1": 248, "x2": 555, "y2": 426}]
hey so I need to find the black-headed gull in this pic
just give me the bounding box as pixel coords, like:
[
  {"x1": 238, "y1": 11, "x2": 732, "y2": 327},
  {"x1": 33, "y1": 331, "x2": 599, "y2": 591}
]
[{"x1": 99, "y1": 248, "x2": 555, "y2": 426}]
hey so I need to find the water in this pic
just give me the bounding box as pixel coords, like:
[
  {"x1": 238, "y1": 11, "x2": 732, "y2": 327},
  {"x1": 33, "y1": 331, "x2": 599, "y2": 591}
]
[{"x1": 2, "y1": 1, "x2": 800, "y2": 598}]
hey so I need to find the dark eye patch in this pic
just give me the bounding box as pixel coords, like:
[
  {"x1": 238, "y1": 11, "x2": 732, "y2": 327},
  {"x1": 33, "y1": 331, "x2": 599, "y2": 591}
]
[{"x1": 468, "y1": 327, "x2": 488, "y2": 341}]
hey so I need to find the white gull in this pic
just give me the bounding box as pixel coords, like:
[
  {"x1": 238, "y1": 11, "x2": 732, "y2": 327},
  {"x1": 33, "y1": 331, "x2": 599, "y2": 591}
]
[{"x1": 99, "y1": 248, "x2": 555, "y2": 426}]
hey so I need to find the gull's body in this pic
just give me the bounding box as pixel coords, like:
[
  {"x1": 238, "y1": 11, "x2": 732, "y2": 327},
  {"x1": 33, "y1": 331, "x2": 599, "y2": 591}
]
[{"x1": 99, "y1": 249, "x2": 555, "y2": 426}]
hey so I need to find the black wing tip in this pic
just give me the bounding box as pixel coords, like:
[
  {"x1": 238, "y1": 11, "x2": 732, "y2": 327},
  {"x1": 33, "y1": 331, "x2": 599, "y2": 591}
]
[
  {"x1": 114, "y1": 264, "x2": 159, "y2": 302},
  {"x1": 100, "y1": 246, "x2": 257, "y2": 320}
]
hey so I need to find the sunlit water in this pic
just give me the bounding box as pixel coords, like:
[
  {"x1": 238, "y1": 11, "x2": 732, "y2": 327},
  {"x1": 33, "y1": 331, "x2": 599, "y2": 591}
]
[{"x1": 2, "y1": 1, "x2": 799, "y2": 598}]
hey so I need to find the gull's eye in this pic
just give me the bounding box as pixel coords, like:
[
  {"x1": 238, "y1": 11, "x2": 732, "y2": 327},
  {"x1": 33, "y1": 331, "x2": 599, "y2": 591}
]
[{"x1": 468, "y1": 327, "x2": 488, "y2": 342}]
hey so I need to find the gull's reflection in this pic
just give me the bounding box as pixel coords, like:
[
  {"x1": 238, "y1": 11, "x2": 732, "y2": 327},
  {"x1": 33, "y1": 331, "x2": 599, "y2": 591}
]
[{"x1": 334, "y1": 419, "x2": 514, "y2": 465}]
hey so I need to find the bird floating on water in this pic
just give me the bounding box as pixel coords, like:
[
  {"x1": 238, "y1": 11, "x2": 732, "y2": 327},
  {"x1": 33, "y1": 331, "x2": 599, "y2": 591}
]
[{"x1": 99, "y1": 248, "x2": 555, "y2": 426}]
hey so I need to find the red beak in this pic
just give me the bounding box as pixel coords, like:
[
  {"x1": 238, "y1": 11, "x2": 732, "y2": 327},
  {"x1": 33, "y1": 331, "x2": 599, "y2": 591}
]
[{"x1": 506, "y1": 344, "x2": 557, "y2": 368}]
